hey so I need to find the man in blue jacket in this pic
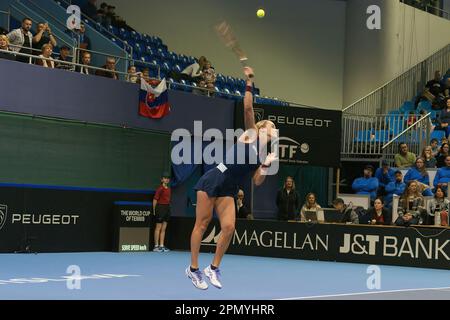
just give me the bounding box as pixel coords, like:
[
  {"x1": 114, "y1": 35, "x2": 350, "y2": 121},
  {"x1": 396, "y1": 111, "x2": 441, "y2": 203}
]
[
  {"x1": 385, "y1": 171, "x2": 406, "y2": 209},
  {"x1": 352, "y1": 165, "x2": 379, "y2": 201},
  {"x1": 374, "y1": 160, "x2": 395, "y2": 196},
  {"x1": 434, "y1": 155, "x2": 450, "y2": 192}
]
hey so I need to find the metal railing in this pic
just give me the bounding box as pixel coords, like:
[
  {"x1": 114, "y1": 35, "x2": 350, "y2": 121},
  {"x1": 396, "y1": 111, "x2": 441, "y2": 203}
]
[
  {"x1": 425, "y1": 4, "x2": 450, "y2": 20},
  {"x1": 343, "y1": 44, "x2": 450, "y2": 116},
  {"x1": 341, "y1": 112, "x2": 432, "y2": 161}
]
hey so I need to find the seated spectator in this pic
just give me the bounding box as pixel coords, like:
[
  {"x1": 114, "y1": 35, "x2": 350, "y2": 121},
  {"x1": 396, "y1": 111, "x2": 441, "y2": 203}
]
[
  {"x1": 436, "y1": 143, "x2": 450, "y2": 168},
  {"x1": 385, "y1": 170, "x2": 406, "y2": 209},
  {"x1": 421, "y1": 146, "x2": 437, "y2": 168},
  {"x1": 404, "y1": 157, "x2": 433, "y2": 196},
  {"x1": 141, "y1": 68, "x2": 151, "y2": 83},
  {"x1": 394, "y1": 143, "x2": 416, "y2": 168},
  {"x1": 55, "y1": 45, "x2": 73, "y2": 70},
  {"x1": 351, "y1": 165, "x2": 379, "y2": 201},
  {"x1": 181, "y1": 56, "x2": 207, "y2": 82},
  {"x1": 433, "y1": 155, "x2": 450, "y2": 191},
  {"x1": 425, "y1": 70, "x2": 443, "y2": 98},
  {"x1": 395, "y1": 181, "x2": 425, "y2": 227},
  {"x1": 36, "y1": 44, "x2": 55, "y2": 68},
  {"x1": 367, "y1": 197, "x2": 391, "y2": 225},
  {"x1": 276, "y1": 176, "x2": 299, "y2": 221},
  {"x1": 95, "y1": 57, "x2": 118, "y2": 79},
  {"x1": 32, "y1": 22, "x2": 57, "y2": 55},
  {"x1": 75, "y1": 51, "x2": 92, "y2": 75},
  {"x1": 436, "y1": 98, "x2": 450, "y2": 138},
  {"x1": 300, "y1": 193, "x2": 323, "y2": 222},
  {"x1": 126, "y1": 65, "x2": 141, "y2": 84},
  {"x1": 82, "y1": 0, "x2": 99, "y2": 21},
  {"x1": 7, "y1": 17, "x2": 33, "y2": 64},
  {"x1": 199, "y1": 60, "x2": 216, "y2": 92},
  {"x1": 236, "y1": 189, "x2": 252, "y2": 220},
  {"x1": 430, "y1": 138, "x2": 440, "y2": 157},
  {"x1": 426, "y1": 186, "x2": 450, "y2": 226},
  {"x1": 442, "y1": 78, "x2": 450, "y2": 99},
  {"x1": 332, "y1": 198, "x2": 359, "y2": 224},
  {"x1": 374, "y1": 160, "x2": 395, "y2": 196},
  {"x1": 0, "y1": 35, "x2": 15, "y2": 61}
]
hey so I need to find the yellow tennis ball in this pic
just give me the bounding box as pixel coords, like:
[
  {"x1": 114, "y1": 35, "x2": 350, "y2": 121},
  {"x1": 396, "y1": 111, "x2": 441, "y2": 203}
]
[{"x1": 257, "y1": 9, "x2": 265, "y2": 18}]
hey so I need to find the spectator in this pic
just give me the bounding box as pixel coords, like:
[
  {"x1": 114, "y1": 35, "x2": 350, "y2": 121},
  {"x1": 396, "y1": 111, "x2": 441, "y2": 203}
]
[
  {"x1": 32, "y1": 22, "x2": 57, "y2": 55},
  {"x1": 404, "y1": 157, "x2": 433, "y2": 196},
  {"x1": 82, "y1": 0, "x2": 98, "y2": 21},
  {"x1": 7, "y1": 17, "x2": 33, "y2": 64},
  {"x1": 367, "y1": 197, "x2": 391, "y2": 225},
  {"x1": 276, "y1": 176, "x2": 300, "y2": 221},
  {"x1": 426, "y1": 186, "x2": 450, "y2": 226},
  {"x1": 0, "y1": 35, "x2": 15, "y2": 61},
  {"x1": 374, "y1": 160, "x2": 395, "y2": 196},
  {"x1": 106, "y1": 5, "x2": 118, "y2": 28},
  {"x1": 430, "y1": 139, "x2": 440, "y2": 159},
  {"x1": 75, "y1": 23, "x2": 91, "y2": 51},
  {"x1": 200, "y1": 60, "x2": 216, "y2": 92},
  {"x1": 351, "y1": 165, "x2": 379, "y2": 201},
  {"x1": 435, "y1": 143, "x2": 449, "y2": 168},
  {"x1": 395, "y1": 181, "x2": 425, "y2": 227},
  {"x1": 36, "y1": 44, "x2": 55, "y2": 68},
  {"x1": 0, "y1": 27, "x2": 7, "y2": 35},
  {"x1": 141, "y1": 68, "x2": 151, "y2": 83},
  {"x1": 332, "y1": 198, "x2": 359, "y2": 224},
  {"x1": 55, "y1": 45, "x2": 73, "y2": 70},
  {"x1": 75, "y1": 51, "x2": 92, "y2": 75},
  {"x1": 181, "y1": 56, "x2": 207, "y2": 82},
  {"x1": 152, "y1": 172, "x2": 171, "y2": 253},
  {"x1": 394, "y1": 143, "x2": 416, "y2": 168},
  {"x1": 425, "y1": 70, "x2": 443, "y2": 98},
  {"x1": 421, "y1": 146, "x2": 437, "y2": 168},
  {"x1": 385, "y1": 170, "x2": 406, "y2": 209},
  {"x1": 442, "y1": 78, "x2": 450, "y2": 99},
  {"x1": 126, "y1": 65, "x2": 141, "y2": 84},
  {"x1": 95, "y1": 57, "x2": 118, "y2": 79},
  {"x1": 433, "y1": 155, "x2": 450, "y2": 191},
  {"x1": 300, "y1": 193, "x2": 323, "y2": 222},
  {"x1": 437, "y1": 98, "x2": 450, "y2": 138},
  {"x1": 236, "y1": 189, "x2": 252, "y2": 220}
]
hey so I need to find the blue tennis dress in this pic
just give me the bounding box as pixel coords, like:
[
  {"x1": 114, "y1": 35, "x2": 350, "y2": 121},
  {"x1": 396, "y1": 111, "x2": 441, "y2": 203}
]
[{"x1": 194, "y1": 140, "x2": 262, "y2": 198}]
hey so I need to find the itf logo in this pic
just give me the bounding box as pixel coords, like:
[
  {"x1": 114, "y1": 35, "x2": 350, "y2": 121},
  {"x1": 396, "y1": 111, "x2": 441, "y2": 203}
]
[{"x1": 66, "y1": 5, "x2": 81, "y2": 30}]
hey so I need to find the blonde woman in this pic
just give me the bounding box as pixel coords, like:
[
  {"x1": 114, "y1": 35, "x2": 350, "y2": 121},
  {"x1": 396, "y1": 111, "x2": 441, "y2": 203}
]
[
  {"x1": 421, "y1": 146, "x2": 437, "y2": 168},
  {"x1": 0, "y1": 35, "x2": 14, "y2": 61},
  {"x1": 300, "y1": 193, "x2": 323, "y2": 222},
  {"x1": 186, "y1": 66, "x2": 278, "y2": 290},
  {"x1": 36, "y1": 43, "x2": 55, "y2": 68}
]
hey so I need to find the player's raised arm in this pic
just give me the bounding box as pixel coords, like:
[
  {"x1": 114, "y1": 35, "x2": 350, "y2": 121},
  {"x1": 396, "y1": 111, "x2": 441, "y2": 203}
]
[{"x1": 243, "y1": 67, "x2": 256, "y2": 130}]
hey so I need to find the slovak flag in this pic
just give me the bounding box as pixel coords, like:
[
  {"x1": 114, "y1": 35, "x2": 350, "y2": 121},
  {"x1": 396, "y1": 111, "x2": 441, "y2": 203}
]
[{"x1": 139, "y1": 78, "x2": 171, "y2": 119}]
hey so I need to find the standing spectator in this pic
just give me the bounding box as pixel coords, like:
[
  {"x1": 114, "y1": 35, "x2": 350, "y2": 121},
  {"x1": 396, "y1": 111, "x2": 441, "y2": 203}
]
[
  {"x1": 276, "y1": 176, "x2": 300, "y2": 221},
  {"x1": 385, "y1": 170, "x2": 406, "y2": 209},
  {"x1": 126, "y1": 65, "x2": 141, "y2": 84},
  {"x1": 394, "y1": 143, "x2": 416, "y2": 168},
  {"x1": 7, "y1": 17, "x2": 33, "y2": 64},
  {"x1": 76, "y1": 23, "x2": 91, "y2": 51},
  {"x1": 0, "y1": 35, "x2": 15, "y2": 61},
  {"x1": 404, "y1": 157, "x2": 433, "y2": 196},
  {"x1": 181, "y1": 56, "x2": 207, "y2": 82},
  {"x1": 421, "y1": 146, "x2": 437, "y2": 168},
  {"x1": 435, "y1": 143, "x2": 450, "y2": 168},
  {"x1": 36, "y1": 44, "x2": 55, "y2": 68},
  {"x1": 75, "y1": 51, "x2": 92, "y2": 75},
  {"x1": 236, "y1": 189, "x2": 251, "y2": 220},
  {"x1": 300, "y1": 193, "x2": 323, "y2": 222},
  {"x1": 200, "y1": 60, "x2": 216, "y2": 92},
  {"x1": 106, "y1": 5, "x2": 118, "y2": 28},
  {"x1": 367, "y1": 197, "x2": 391, "y2": 225},
  {"x1": 351, "y1": 165, "x2": 379, "y2": 201},
  {"x1": 95, "y1": 57, "x2": 118, "y2": 79},
  {"x1": 426, "y1": 186, "x2": 450, "y2": 226},
  {"x1": 55, "y1": 46, "x2": 73, "y2": 70},
  {"x1": 153, "y1": 173, "x2": 171, "y2": 253},
  {"x1": 374, "y1": 160, "x2": 395, "y2": 196},
  {"x1": 96, "y1": 3, "x2": 108, "y2": 26},
  {"x1": 430, "y1": 138, "x2": 440, "y2": 157},
  {"x1": 437, "y1": 98, "x2": 450, "y2": 138},
  {"x1": 332, "y1": 198, "x2": 359, "y2": 224},
  {"x1": 433, "y1": 155, "x2": 450, "y2": 192},
  {"x1": 395, "y1": 181, "x2": 425, "y2": 226},
  {"x1": 32, "y1": 22, "x2": 57, "y2": 55},
  {"x1": 82, "y1": 0, "x2": 98, "y2": 21}
]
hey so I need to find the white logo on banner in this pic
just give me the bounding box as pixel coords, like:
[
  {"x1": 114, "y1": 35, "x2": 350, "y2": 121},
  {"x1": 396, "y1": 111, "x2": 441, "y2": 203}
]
[
  {"x1": 66, "y1": 5, "x2": 81, "y2": 30},
  {"x1": 366, "y1": 265, "x2": 381, "y2": 290},
  {"x1": 367, "y1": 5, "x2": 381, "y2": 30},
  {"x1": 201, "y1": 226, "x2": 221, "y2": 247},
  {"x1": 0, "y1": 204, "x2": 7, "y2": 231}
]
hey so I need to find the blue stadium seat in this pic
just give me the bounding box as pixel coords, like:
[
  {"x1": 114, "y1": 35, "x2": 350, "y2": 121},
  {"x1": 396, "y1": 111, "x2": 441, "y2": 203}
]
[{"x1": 431, "y1": 130, "x2": 446, "y2": 141}]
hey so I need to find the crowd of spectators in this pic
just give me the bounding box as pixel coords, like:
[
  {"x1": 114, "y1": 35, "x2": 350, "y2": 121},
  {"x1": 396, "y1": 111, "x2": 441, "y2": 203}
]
[{"x1": 82, "y1": 0, "x2": 134, "y2": 31}]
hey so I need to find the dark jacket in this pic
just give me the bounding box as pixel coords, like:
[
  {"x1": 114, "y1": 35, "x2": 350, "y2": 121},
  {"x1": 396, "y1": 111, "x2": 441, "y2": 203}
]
[
  {"x1": 367, "y1": 207, "x2": 392, "y2": 225},
  {"x1": 276, "y1": 188, "x2": 299, "y2": 221},
  {"x1": 95, "y1": 65, "x2": 118, "y2": 79}
]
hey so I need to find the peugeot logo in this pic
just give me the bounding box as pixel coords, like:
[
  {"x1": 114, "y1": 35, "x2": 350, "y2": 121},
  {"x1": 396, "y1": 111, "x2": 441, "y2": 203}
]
[
  {"x1": 253, "y1": 108, "x2": 265, "y2": 123},
  {"x1": 0, "y1": 204, "x2": 7, "y2": 231}
]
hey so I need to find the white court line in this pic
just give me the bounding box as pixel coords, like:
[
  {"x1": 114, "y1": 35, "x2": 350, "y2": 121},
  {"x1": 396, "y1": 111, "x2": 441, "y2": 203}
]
[{"x1": 277, "y1": 286, "x2": 450, "y2": 300}]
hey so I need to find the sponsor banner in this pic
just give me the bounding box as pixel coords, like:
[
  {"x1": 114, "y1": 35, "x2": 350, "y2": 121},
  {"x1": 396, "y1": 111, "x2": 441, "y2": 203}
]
[
  {"x1": 168, "y1": 217, "x2": 450, "y2": 270},
  {"x1": 0, "y1": 185, "x2": 153, "y2": 253},
  {"x1": 235, "y1": 102, "x2": 342, "y2": 167}
]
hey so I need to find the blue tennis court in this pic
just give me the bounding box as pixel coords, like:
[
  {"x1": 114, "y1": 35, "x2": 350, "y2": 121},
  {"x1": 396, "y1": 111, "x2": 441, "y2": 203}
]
[{"x1": 1, "y1": 251, "x2": 449, "y2": 300}]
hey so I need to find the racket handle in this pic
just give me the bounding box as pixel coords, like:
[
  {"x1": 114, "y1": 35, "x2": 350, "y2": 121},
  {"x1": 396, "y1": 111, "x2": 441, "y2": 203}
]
[{"x1": 240, "y1": 58, "x2": 254, "y2": 78}]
